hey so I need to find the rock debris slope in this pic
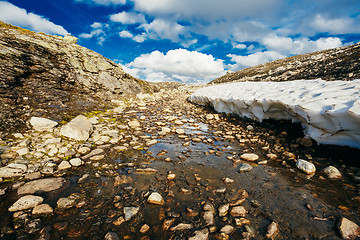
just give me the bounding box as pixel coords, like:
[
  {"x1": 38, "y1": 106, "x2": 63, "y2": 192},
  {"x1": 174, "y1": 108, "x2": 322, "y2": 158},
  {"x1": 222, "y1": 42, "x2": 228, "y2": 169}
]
[
  {"x1": 0, "y1": 22, "x2": 158, "y2": 136},
  {"x1": 212, "y1": 42, "x2": 360, "y2": 84}
]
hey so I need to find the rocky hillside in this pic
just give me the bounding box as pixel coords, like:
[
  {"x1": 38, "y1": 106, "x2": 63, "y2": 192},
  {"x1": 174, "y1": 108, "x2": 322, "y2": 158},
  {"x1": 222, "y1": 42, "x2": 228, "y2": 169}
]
[
  {"x1": 0, "y1": 22, "x2": 160, "y2": 136},
  {"x1": 212, "y1": 43, "x2": 360, "y2": 84}
]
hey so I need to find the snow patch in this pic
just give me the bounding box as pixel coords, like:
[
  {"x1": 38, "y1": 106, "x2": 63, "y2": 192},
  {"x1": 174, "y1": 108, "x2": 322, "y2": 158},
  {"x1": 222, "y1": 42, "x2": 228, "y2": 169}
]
[{"x1": 189, "y1": 79, "x2": 360, "y2": 149}]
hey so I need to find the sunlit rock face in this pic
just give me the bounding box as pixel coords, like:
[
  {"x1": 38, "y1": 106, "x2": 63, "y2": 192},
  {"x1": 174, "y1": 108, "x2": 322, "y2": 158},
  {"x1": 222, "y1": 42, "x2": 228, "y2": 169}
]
[{"x1": 189, "y1": 79, "x2": 360, "y2": 149}]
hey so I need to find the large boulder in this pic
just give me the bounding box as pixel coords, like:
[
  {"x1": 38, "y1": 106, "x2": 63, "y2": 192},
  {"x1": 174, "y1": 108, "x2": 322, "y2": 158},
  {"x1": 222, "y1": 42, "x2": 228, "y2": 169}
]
[{"x1": 60, "y1": 115, "x2": 93, "y2": 141}]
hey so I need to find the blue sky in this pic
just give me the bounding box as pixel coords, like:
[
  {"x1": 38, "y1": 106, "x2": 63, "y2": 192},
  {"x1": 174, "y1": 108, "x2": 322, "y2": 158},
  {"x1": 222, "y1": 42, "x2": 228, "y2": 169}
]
[{"x1": 0, "y1": 0, "x2": 359, "y2": 83}]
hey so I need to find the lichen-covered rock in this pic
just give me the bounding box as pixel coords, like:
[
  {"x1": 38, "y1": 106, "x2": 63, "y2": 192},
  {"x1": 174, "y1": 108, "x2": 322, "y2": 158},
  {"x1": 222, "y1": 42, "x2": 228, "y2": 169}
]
[
  {"x1": 17, "y1": 177, "x2": 68, "y2": 195},
  {"x1": 9, "y1": 195, "x2": 43, "y2": 212}
]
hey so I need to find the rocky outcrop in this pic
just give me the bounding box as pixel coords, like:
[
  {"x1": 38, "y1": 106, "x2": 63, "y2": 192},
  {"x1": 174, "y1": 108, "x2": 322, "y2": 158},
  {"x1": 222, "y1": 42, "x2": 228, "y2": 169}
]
[
  {"x1": 212, "y1": 43, "x2": 360, "y2": 84},
  {"x1": 0, "y1": 22, "x2": 158, "y2": 136}
]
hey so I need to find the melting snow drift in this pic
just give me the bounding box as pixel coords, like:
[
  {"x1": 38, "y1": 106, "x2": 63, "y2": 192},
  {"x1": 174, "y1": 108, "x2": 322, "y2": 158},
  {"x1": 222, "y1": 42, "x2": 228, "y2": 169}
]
[{"x1": 189, "y1": 79, "x2": 360, "y2": 149}]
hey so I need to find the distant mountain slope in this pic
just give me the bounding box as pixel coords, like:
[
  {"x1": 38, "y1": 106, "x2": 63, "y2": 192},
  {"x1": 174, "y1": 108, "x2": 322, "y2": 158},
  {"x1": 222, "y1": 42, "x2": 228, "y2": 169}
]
[
  {"x1": 211, "y1": 43, "x2": 360, "y2": 84},
  {"x1": 0, "y1": 22, "x2": 159, "y2": 135}
]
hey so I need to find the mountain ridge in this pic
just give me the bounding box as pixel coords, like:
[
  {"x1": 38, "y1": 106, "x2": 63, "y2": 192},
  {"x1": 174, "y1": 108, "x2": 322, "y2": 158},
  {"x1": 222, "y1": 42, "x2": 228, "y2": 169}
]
[{"x1": 211, "y1": 43, "x2": 360, "y2": 84}]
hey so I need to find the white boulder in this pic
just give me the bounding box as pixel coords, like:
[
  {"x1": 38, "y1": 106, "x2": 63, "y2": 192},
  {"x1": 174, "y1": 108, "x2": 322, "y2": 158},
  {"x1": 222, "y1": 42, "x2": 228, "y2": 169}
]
[{"x1": 60, "y1": 115, "x2": 93, "y2": 141}]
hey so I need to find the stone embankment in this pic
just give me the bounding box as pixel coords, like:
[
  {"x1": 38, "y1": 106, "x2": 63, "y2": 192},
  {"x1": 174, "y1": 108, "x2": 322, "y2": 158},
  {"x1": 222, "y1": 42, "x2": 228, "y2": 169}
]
[{"x1": 0, "y1": 86, "x2": 359, "y2": 239}]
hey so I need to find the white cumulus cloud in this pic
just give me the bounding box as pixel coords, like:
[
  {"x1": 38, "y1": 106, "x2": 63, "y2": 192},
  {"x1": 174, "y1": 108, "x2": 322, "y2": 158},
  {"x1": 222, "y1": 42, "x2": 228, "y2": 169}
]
[
  {"x1": 0, "y1": 1, "x2": 69, "y2": 36},
  {"x1": 125, "y1": 49, "x2": 226, "y2": 83},
  {"x1": 119, "y1": 30, "x2": 134, "y2": 38},
  {"x1": 139, "y1": 18, "x2": 186, "y2": 42},
  {"x1": 110, "y1": 11, "x2": 146, "y2": 24},
  {"x1": 79, "y1": 22, "x2": 108, "y2": 45},
  {"x1": 312, "y1": 14, "x2": 358, "y2": 34},
  {"x1": 262, "y1": 34, "x2": 343, "y2": 55}
]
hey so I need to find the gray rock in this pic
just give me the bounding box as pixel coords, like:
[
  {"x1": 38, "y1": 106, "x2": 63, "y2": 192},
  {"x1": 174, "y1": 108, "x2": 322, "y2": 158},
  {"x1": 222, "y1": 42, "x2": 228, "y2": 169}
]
[
  {"x1": 337, "y1": 217, "x2": 360, "y2": 239},
  {"x1": 60, "y1": 115, "x2": 93, "y2": 141},
  {"x1": 9, "y1": 195, "x2": 43, "y2": 212},
  {"x1": 323, "y1": 166, "x2": 342, "y2": 179},
  {"x1": 189, "y1": 228, "x2": 209, "y2": 240},
  {"x1": 30, "y1": 117, "x2": 58, "y2": 131},
  {"x1": 17, "y1": 177, "x2": 68, "y2": 195},
  {"x1": 104, "y1": 232, "x2": 119, "y2": 240},
  {"x1": 124, "y1": 206, "x2": 140, "y2": 221},
  {"x1": 238, "y1": 163, "x2": 253, "y2": 173},
  {"x1": 296, "y1": 159, "x2": 316, "y2": 175}
]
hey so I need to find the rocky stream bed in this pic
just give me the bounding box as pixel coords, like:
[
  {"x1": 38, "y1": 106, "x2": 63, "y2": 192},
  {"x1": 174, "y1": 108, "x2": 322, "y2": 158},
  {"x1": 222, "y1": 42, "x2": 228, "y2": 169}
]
[{"x1": 0, "y1": 86, "x2": 359, "y2": 240}]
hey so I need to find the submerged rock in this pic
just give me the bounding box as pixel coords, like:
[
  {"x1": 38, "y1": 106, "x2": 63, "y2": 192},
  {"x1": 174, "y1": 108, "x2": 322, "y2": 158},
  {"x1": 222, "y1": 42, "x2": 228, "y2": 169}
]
[
  {"x1": 9, "y1": 195, "x2": 43, "y2": 212},
  {"x1": 17, "y1": 178, "x2": 68, "y2": 195}
]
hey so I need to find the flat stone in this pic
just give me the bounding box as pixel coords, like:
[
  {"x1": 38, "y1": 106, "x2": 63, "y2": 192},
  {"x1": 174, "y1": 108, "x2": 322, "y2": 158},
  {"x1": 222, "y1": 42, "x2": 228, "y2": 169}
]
[
  {"x1": 296, "y1": 159, "x2": 316, "y2": 175},
  {"x1": 124, "y1": 206, "x2": 139, "y2": 221},
  {"x1": 17, "y1": 177, "x2": 68, "y2": 195},
  {"x1": 82, "y1": 148, "x2": 104, "y2": 159},
  {"x1": 134, "y1": 168, "x2": 157, "y2": 174},
  {"x1": 230, "y1": 206, "x2": 247, "y2": 217},
  {"x1": 189, "y1": 228, "x2": 209, "y2": 240},
  {"x1": 128, "y1": 120, "x2": 140, "y2": 129},
  {"x1": 323, "y1": 166, "x2": 341, "y2": 179},
  {"x1": 176, "y1": 129, "x2": 185, "y2": 134},
  {"x1": 58, "y1": 161, "x2": 71, "y2": 170},
  {"x1": 32, "y1": 204, "x2": 53, "y2": 215},
  {"x1": 240, "y1": 153, "x2": 259, "y2": 162},
  {"x1": 9, "y1": 195, "x2": 43, "y2": 212},
  {"x1": 90, "y1": 155, "x2": 105, "y2": 161},
  {"x1": 170, "y1": 223, "x2": 193, "y2": 231},
  {"x1": 0, "y1": 163, "x2": 27, "y2": 178},
  {"x1": 30, "y1": 117, "x2": 58, "y2": 131},
  {"x1": 163, "y1": 218, "x2": 175, "y2": 230},
  {"x1": 60, "y1": 115, "x2": 93, "y2": 141},
  {"x1": 337, "y1": 217, "x2": 360, "y2": 239},
  {"x1": 16, "y1": 148, "x2": 29, "y2": 156},
  {"x1": 147, "y1": 192, "x2": 165, "y2": 205},
  {"x1": 69, "y1": 158, "x2": 82, "y2": 167},
  {"x1": 146, "y1": 139, "x2": 157, "y2": 146},
  {"x1": 24, "y1": 172, "x2": 42, "y2": 181}
]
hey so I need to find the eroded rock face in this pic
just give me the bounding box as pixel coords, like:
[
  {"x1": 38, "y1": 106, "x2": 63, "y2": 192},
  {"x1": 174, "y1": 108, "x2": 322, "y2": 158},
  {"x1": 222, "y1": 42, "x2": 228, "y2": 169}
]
[{"x1": 0, "y1": 22, "x2": 158, "y2": 136}]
